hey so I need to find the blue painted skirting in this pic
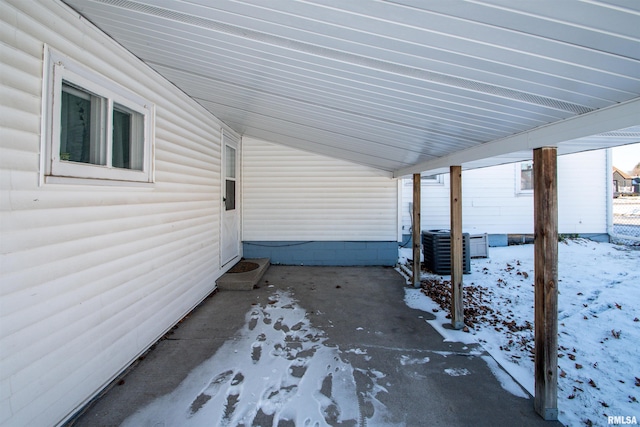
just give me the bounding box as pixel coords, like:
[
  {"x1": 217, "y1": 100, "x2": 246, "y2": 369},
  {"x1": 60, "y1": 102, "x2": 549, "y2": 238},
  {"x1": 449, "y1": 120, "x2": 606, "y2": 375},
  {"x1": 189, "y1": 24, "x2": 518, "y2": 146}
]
[{"x1": 242, "y1": 241, "x2": 398, "y2": 266}]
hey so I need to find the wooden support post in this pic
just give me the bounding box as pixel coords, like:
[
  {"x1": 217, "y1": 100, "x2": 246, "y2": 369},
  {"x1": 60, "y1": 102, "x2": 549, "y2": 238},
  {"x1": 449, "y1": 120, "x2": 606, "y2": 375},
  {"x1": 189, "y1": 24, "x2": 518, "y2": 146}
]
[
  {"x1": 412, "y1": 173, "x2": 421, "y2": 288},
  {"x1": 533, "y1": 147, "x2": 559, "y2": 420},
  {"x1": 450, "y1": 165, "x2": 464, "y2": 329}
]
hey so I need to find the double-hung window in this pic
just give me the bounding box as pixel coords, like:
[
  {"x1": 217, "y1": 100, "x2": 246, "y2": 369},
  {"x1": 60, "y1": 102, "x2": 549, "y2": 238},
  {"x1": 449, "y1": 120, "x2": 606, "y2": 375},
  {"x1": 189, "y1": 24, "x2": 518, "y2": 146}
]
[{"x1": 42, "y1": 47, "x2": 154, "y2": 183}]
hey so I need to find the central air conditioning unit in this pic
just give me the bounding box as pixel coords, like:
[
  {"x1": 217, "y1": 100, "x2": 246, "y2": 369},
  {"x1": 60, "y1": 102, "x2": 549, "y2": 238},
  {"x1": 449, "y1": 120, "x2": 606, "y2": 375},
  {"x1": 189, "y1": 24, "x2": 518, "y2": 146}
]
[{"x1": 422, "y1": 230, "x2": 471, "y2": 275}]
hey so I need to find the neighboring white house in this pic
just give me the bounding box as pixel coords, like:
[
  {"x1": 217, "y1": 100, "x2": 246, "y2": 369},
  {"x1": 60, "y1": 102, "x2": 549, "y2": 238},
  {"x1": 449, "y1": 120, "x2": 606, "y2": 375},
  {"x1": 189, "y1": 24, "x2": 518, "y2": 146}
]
[
  {"x1": 0, "y1": 2, "x2": 397, "y2": 426},
  {"x1": 401, "y1": 150, "x2": 610, "y2": 246}
]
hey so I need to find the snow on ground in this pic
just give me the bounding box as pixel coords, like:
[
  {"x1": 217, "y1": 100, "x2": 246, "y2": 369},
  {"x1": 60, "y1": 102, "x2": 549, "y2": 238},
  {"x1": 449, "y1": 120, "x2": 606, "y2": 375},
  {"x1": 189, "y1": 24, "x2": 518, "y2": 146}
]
[
  {"x1": 122, "y1": 291, "x2": 398, "y2": 427},
  {"x1": 614, "y1": 198, "x2": 640, "y2": 218},
  {"x1": 400, "y1": 239, "x2": 640, "y2": 427}
]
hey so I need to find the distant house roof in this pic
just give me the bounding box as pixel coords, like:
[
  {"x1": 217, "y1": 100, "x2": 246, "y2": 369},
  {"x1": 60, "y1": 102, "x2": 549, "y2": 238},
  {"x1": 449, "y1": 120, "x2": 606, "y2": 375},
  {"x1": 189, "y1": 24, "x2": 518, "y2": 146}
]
[{"x1": 613, "y1": 167, "x2": 633, "y2": 180}]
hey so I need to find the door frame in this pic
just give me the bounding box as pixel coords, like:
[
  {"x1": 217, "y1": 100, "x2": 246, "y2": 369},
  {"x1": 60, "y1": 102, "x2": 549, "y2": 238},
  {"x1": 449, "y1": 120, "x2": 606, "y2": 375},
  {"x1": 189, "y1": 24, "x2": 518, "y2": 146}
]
[{"x1": 220, "y1": 128, "x2": 241, "y2": 267}]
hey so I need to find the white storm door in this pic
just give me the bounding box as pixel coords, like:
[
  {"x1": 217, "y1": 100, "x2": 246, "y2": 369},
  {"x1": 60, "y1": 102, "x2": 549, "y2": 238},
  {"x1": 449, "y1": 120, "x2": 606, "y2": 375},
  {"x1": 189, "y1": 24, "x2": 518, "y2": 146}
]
[{"x1": 221, "y1": 134, "x2": 240, "y2": 266}]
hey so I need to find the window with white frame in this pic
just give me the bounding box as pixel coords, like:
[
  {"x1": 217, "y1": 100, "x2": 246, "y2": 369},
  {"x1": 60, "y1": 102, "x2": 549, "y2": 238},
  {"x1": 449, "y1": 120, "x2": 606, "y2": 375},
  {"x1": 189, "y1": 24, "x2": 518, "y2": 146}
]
[
  {"x1": 421, "y1": 173, "x2": 444, "y2": 185},
  {"x1": 42, "y1": 47, "x2": 154, "y2": 183},
  {"x1": 516, "y1": 161, "x2": 534, "y2": 194},
  {"x1": 403, "y1": 173, "x2": 444, "y2": 186}
]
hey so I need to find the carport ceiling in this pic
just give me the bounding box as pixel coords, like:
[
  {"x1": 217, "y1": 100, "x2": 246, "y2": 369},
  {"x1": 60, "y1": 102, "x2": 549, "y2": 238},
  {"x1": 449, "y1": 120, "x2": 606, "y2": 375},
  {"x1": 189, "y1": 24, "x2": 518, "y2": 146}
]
[{"x1": 62, "y1": 0, "x2": 640, "y2": 176}]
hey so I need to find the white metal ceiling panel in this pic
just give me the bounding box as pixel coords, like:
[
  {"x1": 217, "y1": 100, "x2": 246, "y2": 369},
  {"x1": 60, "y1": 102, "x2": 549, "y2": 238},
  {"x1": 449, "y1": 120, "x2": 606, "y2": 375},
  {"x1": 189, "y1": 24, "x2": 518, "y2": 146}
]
[{"x1": 62, "y1": 0, "x2": 640, "y2": 174}]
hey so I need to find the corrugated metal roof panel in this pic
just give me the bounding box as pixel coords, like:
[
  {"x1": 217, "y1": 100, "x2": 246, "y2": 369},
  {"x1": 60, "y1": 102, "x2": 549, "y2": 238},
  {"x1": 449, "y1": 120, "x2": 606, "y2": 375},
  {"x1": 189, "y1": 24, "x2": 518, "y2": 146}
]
[{"x1": 62, "y1": 0, "x2": 640, "y2": 174}]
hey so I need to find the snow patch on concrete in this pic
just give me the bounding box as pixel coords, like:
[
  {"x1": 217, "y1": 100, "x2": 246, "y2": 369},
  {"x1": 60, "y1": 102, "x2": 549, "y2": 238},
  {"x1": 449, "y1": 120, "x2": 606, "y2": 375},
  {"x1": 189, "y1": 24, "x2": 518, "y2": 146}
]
[
  {"x1": 444, "y1": 368, "x2": 470, "y2": 377},
  {"x1": 121, "y1": 291, "x2": 404, "y2": 427},
  {"x1": 481, "y1": 356, "x2": 528, "y2": 399}
]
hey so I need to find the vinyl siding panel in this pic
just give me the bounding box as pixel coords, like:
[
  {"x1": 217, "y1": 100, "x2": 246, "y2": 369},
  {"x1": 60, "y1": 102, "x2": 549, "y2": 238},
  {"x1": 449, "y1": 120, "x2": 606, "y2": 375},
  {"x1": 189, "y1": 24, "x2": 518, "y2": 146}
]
[
  {"x1": 0, "y1": 1, "x2": 233, "y2": 425},
  {"x1": 557, "y1": 150, "x2": 607, "y2": 234},
  {"x1": 243, "y1": 137, "x2": 397, "y2": 242},
  {"x1": 401, "y1": 150, "x2": 607, "y2": 235}
]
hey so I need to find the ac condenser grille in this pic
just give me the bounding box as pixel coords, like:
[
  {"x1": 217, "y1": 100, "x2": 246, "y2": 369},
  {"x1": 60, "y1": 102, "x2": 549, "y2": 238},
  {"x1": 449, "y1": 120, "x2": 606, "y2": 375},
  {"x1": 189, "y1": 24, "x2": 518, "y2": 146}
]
[{"x1": 422, "y1": 230, "x2": 471, "y2": 275}]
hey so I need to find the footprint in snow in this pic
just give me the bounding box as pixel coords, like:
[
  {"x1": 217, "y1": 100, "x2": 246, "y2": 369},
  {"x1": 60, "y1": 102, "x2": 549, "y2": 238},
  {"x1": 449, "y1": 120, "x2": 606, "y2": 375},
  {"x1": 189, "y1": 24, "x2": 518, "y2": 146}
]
[
  {"x1": 221, "y1": 392, "x2": 239, "y2": 426},
  {"x1": 262, "y1": 310, "x2": 272, "y2": 325},
  {"x1": 188, "y1": 369, "x2": 234, "y2": 417},
  {"x1": 586, "y1": 289, "x2": 601, "y2": 302},
  {"x1": 251, "y1": 342, "x2": 262, "y2": 363},
  {"x1": 274, "y1": 317, "x2": 290, "y2": 332},
  {"x1": 218, "y1": 372, "x2": 245, "y2": 425},
  {"x1": 248, "y1": 311, "x2": 260, "y2": 331},
  {"x1": 289, "y1": 362, "x2": 308, "y2": 378},
  {"x1": 230, "y1": 372, "x2": 244, "y2": 386}
]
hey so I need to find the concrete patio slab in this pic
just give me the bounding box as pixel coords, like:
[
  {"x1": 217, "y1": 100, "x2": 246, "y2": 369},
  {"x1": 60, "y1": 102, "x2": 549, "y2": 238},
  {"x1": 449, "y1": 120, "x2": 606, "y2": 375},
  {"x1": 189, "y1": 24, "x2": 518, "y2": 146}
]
[{"x1": 67, "y1": 266, "x2": 563, "y2": 427}]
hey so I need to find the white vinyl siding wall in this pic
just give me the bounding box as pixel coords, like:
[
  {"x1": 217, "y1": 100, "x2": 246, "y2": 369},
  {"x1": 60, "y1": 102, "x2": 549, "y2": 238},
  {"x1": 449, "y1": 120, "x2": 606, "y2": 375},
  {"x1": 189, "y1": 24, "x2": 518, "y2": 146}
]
[
  {"x1": 0, "y1": 1, "x2": 235, "y2": 426},
  {"x1": 401, "y1": 150, "x2": 608, "y2": 235},
  {"x1": 556, "y1": 151, "x2": 608, "y2": 234},
  {"x1": 243, "y1": 137, "x2": 398, "y2": 241}
]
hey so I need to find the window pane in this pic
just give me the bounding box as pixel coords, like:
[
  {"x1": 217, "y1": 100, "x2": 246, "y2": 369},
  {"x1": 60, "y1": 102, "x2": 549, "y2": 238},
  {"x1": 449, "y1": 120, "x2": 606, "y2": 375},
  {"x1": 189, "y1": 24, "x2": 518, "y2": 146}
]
[
  {"x1": 226, "y1": 146, "x2": 236, "y2": 178},
  {"x1": 421, "y1": 174, "x2": 441, "y2": 183},
  {"x1": 60, "y1": 83, "x2": 106, "y2": 165},
  {"x1": 225, "y1": 179, "x2": 236, "y2": 211},
  {"x1": 521, "y1": 161, "x2": 534, "y2": 190},
  {"x1": 113, "y1": 104, "x2": 144, "y2": 170}
]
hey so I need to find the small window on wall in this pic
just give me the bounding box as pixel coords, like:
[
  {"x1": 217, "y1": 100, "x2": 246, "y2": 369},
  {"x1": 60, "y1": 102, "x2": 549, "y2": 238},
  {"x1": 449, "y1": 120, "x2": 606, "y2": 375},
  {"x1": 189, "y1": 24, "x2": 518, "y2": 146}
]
[
  {"x1": 422, "y1": 174, "x2": 444, "y2": 185},
  {"x1": 516, "y1": 161, "x2": 534, "y2": 194},
  {"x1": 42, "y1": 47, "x2": 154, "y2": 183},
  {"x1": 403, "y1": 173, "x2": 444, "y2": 186}
]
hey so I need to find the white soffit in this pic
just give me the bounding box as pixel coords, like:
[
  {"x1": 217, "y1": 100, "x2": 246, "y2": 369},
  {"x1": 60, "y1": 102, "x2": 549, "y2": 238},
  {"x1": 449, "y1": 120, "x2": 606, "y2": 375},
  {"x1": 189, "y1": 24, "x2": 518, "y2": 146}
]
[{"x1": 62, "y1": 0, "x2": 640, "y2": 175}]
